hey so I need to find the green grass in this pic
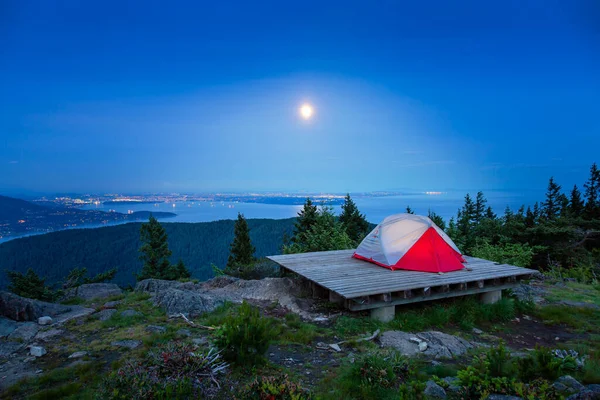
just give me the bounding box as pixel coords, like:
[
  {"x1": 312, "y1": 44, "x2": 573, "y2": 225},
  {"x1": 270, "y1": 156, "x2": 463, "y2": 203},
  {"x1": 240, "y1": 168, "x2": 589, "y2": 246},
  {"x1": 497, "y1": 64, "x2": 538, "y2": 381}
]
[
  {"x1": 546, "y1": 281, "x2": 600, "y2": 306},
  {"x1": 535, "y1": 305, "x2": 600, "y2": 332},
  {"x1": 278, "y1": 313, "x2": 330, "y2": 345},
  {"x1": 60, "y1": 296, "x2": 86, "y2": 305},
  {"x1": 2, "y1": 362, "x2": 103, "y2": 400},
  {"x1": 332, "y1": 296, "x2": 518, "y2": 339}
]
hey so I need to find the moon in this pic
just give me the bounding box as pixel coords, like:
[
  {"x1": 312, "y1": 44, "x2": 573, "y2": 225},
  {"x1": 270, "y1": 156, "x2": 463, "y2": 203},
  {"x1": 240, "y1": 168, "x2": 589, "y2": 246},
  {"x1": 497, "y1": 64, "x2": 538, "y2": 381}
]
[{"x1": 299, "y1": 103, "x2": 314, "y2": 120}]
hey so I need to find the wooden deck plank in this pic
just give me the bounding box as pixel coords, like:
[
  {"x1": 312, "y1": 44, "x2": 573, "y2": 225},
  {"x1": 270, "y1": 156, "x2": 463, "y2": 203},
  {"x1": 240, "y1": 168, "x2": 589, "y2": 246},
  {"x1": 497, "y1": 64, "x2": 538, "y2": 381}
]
[{"x1": 267, "y1": 250, "x2": 536, "y2": 302}]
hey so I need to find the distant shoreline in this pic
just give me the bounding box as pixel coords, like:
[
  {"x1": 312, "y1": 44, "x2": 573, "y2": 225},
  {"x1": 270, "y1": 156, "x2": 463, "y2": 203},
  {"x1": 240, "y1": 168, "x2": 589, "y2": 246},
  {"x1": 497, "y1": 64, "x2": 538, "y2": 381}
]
[{"x1": 0, "y1": 211, "x2": 176, "y2": 244}]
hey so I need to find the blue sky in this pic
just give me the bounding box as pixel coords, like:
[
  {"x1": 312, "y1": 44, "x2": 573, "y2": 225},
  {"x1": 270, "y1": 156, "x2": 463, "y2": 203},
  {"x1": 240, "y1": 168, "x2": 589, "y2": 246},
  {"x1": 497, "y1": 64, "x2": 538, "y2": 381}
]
[{"x1": 1, "y1": 1, "x2": 598, "y2": 195}]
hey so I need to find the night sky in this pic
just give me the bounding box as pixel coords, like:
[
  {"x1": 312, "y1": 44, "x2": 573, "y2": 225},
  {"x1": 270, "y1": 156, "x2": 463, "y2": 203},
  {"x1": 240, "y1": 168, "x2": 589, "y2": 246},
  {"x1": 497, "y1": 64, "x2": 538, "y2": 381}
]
[{"x1": 1, "y1": 1, "x2": 598, "y2": 194}]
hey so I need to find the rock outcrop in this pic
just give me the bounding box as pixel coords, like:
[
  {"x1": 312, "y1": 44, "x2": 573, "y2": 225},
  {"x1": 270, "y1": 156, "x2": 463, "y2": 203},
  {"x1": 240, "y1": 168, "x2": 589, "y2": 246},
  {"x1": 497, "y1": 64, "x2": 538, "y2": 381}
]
[
  {"x1": 63, "y1": 283, "x2": 123, "y2": 301},
  {"x1": 135, "y1": 276, "x2": 317, "y2": 319},
  {"x1": 379, "y1": 331, "x2": 473, "y2": 359},
  {"x1": 0, "y1": 291, "x2": 89, "y2": 322}
]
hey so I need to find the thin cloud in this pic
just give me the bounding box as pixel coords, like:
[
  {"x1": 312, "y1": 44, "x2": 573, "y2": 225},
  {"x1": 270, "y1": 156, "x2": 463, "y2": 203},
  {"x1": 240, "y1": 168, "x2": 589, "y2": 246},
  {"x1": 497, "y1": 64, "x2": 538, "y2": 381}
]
[{"x1": 8, "y1": 161, "x2": 19, "y2": 164}]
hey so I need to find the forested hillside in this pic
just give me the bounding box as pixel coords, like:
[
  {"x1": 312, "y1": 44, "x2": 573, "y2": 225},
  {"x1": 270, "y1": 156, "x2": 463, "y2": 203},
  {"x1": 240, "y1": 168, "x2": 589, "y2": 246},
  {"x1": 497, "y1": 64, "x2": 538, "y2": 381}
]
[{"x1": 0, "y1": 218, "x2": 295, "y2": 288}]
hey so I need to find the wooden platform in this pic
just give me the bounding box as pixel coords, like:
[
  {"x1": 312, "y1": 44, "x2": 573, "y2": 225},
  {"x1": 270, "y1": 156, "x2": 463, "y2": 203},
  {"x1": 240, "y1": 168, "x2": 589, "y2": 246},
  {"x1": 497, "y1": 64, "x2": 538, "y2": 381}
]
[{"x1": 267, "y1": 250, "x2": 536, "y2": 312}]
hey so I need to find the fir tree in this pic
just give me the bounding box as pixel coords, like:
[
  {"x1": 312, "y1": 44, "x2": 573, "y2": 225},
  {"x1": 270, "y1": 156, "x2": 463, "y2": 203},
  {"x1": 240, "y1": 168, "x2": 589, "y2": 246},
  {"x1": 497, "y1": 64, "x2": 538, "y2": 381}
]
[
  {"x1": 284, "y1": 206, "x2": 353, "y2": 253},
  {"x1": 458, "y1": 194, "x2": 475, "y2": 237},
  {"x1": 405, "y1": 206, "x2": 415, "y2": 214},
  {"x1": 559, "y1": 193, "x2": 570, "y2": 218},
  {"x1": 293, "y1": 198, "x2": 318, "y2": 242},
  {"x1": 427, "y1": 209, "x2": 446, "y2": 230},
  {"x1": 584, "y1": 162, "x2": 600, "y2": 220},
  {"x1": 569, "y1": 184, "x2": 585, "y2": 218},
  {"x1": 474, "y1": 191, "x2": 487, "y2": 223},
  {"x1": 339, "y1": 194, "x2": 369, "y2": 244},
  {"x1": 525, "y1": 206, "x2": 536, "y2": 228},
  {"x1": 542, "y1": 177, "x2": 562, "y2": 220},
  {"x1": 6, "y1": 268, "x2": 56, "y2": 301},
  {"x1": 170, "y1": 259, "x2": 191, "y2": 280},
  {"x1": 457, "y1": 194, "x2": 476, "y2": 252},
  {"x1": 485, "y1": 206, "x2": 497, "y2": 220},
  {"x1": 227, "y1": 213, "x2": 256, "y2": 269},
  {"x1": 137, "y1": 215, "x2": 173, "y2": 281},
  {"x1": 532, "y1": 202, "x2": 541, "y2": 221}
]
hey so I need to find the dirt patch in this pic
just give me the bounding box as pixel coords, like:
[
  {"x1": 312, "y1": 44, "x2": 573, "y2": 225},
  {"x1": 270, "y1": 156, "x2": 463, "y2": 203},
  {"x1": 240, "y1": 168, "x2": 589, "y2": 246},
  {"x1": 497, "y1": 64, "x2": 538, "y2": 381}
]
[
  {"x1": 495, "y1": 317, "x2": 586, "y2": 350},
  {"x1": 266, "y1": 343, "x2": 344, "y2": 388}
]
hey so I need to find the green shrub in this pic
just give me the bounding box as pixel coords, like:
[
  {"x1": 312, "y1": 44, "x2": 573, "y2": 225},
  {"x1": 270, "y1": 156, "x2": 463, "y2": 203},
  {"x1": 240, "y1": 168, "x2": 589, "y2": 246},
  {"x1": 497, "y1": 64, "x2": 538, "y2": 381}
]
[
  {"x1": 215, "y1": 301, "x2": 277, "y2": 365},
  {"x1": 456, "y1": 344, "x2": 563, "y2": 400},
  {"x1": 237, "y1": 374, "x2": 310, "y2": 399},
  {"x1": 517, "y1": 345, "x2": 577, "y2": 382},
  {"x1": 98, "y1": 344, "x2": 227, "y2": 400},
  {"x1": 325, "y1": 351, "x2": 411, "y2": 400}
]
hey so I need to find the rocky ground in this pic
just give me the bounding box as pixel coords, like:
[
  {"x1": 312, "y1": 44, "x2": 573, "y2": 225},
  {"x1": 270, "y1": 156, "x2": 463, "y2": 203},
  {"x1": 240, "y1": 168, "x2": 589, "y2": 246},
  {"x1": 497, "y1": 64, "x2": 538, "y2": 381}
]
[{"x1": 1, "y1": 276, "x2": 599, "y2": 399}]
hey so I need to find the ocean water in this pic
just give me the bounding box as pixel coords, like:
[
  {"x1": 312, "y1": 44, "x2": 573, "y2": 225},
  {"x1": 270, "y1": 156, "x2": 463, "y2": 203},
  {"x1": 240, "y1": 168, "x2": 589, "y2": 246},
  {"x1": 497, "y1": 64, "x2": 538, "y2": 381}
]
[
  {"x1": 80, "y1": 190, "x2": 544, "y2": 225},
  {"x1": 0, "y1": 190, "x2": 544, "y2": 244}
]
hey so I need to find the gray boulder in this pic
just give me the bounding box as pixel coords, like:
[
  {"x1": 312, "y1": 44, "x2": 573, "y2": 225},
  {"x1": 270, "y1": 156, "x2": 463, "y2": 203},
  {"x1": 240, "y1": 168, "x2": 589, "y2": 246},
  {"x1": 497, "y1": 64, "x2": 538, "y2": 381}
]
[
  {"x1": 424, "y1": 380, "x2": 446, "y2": 399},
  {"x1": 35, "y1": 328, "x2": 63, "y2": 342},
  {"x1": 145, "y1": 325, "x2": 166, "y2": 334},
  {"x1": 93, "y1": 309, "x2": 117, "y2": 321},
  {"x1": 566, "y1": 391, "x2": 600, "y2": 400},
  {"x1": 63, "y1": 283, "x2": 122, "y2": 301},
  {"x1": 0, "y1": 291, "x2": 82, "y2": 322},
  {"x1": 103, "y1": 300, "x2": 122, "y2": 309},
  {"x1": 0, "y1": 341, "x2": 24, "y2": 357},
  {"x1": 0, "y1": 316, "x2": 19, "y2": 338},
  {"x1": 380, "y1": 331, "x2": 473, "y2": 359},
  {"x1": 556, "y1": 376, "x2": 585, "y2": 394},
  {"x1": 7, "y1": 322, "x2": 39, "y2": 342},
  {"x1": 135, "y1": 279, "x2": 185, "y2": 294},
  {"x1": 151, "y1": 288, "x2": 224, "y2": 317},
  {"x1": 30, "y1": 346, "x2": 47, "y2": 357},
  {"x1": 38, "y1": 316, "x2": 53, "y2": 325},
  {"x1": 111, "y1": 340, "x2": 142, "y2": 349},
  {"x1": 588, "y1": 385, "x2": 600, "y2": 394}
]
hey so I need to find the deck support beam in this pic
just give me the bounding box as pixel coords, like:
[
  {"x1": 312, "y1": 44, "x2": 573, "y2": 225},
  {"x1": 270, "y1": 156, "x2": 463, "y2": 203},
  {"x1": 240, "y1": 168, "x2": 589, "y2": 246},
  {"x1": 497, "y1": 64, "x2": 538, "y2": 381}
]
[
  {"x1": 370, "y1": 305, "x2": 395, "y2": 322},
  {"x1": 480, "y1": 290, "x2": 502, "y2": 304},
  {"x1": 329, "y1": 291, "x2": 345, "y2": 305}
]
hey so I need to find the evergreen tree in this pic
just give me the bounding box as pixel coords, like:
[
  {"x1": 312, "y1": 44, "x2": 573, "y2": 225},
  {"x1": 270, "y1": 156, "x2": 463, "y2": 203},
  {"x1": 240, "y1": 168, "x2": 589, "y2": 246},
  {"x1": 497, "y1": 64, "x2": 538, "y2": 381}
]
[
  {"x1": 447, "y1": 217, "x2": 459, "y2": 241},
  {"x1": 456, "y1": 194, "x2": 476, "y2": 253},
  {"x1": 542, "y1": 177, "x2": 562, "y2": 220},
  {"x1": 284, "y1": 206, "x2": 353, "y2": 253},
  {"x1": 293, "y1": 198, "x2": 318, "y2": 242},
  {"x1": 525, "y1": 206, "x2": 536, "y2": 228},
  {"x1": 532, "y1": 202, "x2": 541, "y2": 221},
  {"x1": 405, "y1": 206, "x2": 415, "y2": 214},
  {"x1": 339, "y1": 194, "x2": 369, "y2": 244},
  {"x1": 474, "y1": 191, "x2": 487, "y2": 223},
  {"x1": 6, "y1": 268, "x2": 56, "y2": 301},
  {"x1": 137, "y1": 215, "x2": 173, "y2": 281},
  {"x1": 485, "y1": 206, "x2": 497, "y2": 220},
  {"x1": 170, "y1": 259, "x2": 191, "y2": 280},
  {"x1": 458, "y1": 194, "x2": 475, "y2": 237},
  {"x1": 569, "y1": 184, "x2": 585, "y2": 218},
  {"x1": 584, "y1": 162, "x2": 600, "y2": 220},
  {"x1": 227, "y1": 213, "x2": 256, "y2": 269},
  {"x1": 427, "y1": 209, "x2": 446, "y2": 230},
  {"x1": 559, "y1": 193, "x2": 570, "y2": 218}
]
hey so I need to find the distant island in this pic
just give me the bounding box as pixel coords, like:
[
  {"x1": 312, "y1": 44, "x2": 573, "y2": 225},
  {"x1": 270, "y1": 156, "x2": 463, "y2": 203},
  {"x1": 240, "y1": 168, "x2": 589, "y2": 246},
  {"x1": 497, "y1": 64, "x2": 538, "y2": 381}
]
[{"x1": 0, "y1": 195, "x2": 175, "y2": 242}]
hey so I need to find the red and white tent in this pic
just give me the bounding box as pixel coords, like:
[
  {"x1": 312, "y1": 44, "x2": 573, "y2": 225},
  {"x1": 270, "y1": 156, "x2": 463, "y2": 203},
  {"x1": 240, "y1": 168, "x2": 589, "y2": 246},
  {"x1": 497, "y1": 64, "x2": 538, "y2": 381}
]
[{"x1": 353, "y1": 213, "x2": 465, "y2": 273}]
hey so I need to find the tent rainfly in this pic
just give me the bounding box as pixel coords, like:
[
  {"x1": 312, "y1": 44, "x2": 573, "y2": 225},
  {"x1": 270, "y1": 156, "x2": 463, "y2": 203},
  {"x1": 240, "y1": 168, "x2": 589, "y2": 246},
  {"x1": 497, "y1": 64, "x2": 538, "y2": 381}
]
[{"x1": 353, "y1": 213, "x2": 465, "y2": 273}]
